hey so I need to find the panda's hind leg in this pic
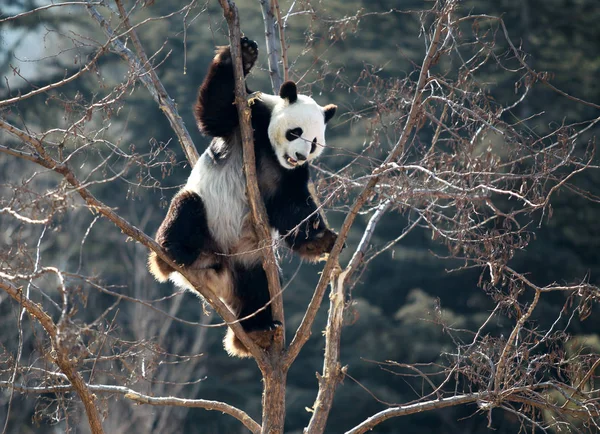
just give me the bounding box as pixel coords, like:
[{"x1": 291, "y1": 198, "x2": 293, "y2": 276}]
[
  {"x1": 223, "y1": 263, "x2": 281, "y2": 358},
  {"x1": 148, "y1": 190, "x2": 220, "y2": 282}
]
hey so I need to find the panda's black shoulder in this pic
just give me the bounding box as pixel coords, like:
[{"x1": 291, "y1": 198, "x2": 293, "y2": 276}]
[
  {"x1": 249, "y1": 97, "x2": 275, "y2": 160},
  {"x1": 250, "y1": 97, "x2": 272, "y2": 132}
]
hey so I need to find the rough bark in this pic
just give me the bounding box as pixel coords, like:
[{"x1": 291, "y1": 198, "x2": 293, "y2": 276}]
[{"x1": 217, "y1": 1, "x2": 288, "y2": 432}]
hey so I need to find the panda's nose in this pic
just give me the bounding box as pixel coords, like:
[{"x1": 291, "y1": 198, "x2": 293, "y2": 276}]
[{"x1": 295, "y1": 152, "x2": 307, "y2": 162}]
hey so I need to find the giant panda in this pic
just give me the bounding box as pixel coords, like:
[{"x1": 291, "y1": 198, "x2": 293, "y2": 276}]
[{"x1": 148, "y1": 37, "x2": 338, "y2": 358}]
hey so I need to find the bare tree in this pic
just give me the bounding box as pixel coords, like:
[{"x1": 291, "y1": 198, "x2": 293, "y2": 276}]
[{"x1": 1, "y1": 1, "x2": 599, "y2": 433}]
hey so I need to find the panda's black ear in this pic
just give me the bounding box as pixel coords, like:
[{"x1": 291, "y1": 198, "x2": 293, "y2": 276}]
[
  {"x1": 323, "y1": 104, "x2": 337, "y2": 124},
  {"x1": 279, "y1": 81, "x2": 298, "y2": 103}
]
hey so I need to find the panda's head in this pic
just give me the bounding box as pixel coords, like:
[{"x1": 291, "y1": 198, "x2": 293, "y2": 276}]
[{"x1": 265, "y1": 81, "x2": 337, "y2": 170}]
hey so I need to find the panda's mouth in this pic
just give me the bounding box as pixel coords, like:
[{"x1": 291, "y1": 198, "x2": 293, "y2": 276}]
[{"x1": 284, "y1": 154, "x2": 299, "y2": 167}]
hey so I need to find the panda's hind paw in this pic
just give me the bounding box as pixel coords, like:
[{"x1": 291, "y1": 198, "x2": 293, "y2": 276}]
[
  {"x1": 224, "y1": 322, "x2": 282, "y2": 358},
  {"x1": 249, "y1": 321, "x2": 282, "y2": 349},
  {"x1": 241, "y1": 36, "x2": 258, "y2": 74}
]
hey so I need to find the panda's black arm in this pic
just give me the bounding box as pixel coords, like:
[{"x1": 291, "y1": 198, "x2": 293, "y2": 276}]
[
  {"x1": 154, "y1": 191, "x2": 217, "y2": 270},
  {"x1": 194, "y1": 38, "x2": 258, "y2": 138},
  {"x1": 194, "y1": 46, "x2": 238, "y2": 138},
  {"x1": 265, "y1": 175, "x2": 336, "y2": 260}
]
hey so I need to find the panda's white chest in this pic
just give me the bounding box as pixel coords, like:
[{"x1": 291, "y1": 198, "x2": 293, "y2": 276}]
[{"x1": 185, "y1": 141, "x2": 248, "y2": 252}]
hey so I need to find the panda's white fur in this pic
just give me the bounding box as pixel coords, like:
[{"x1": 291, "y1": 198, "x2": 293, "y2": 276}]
[
  {"x1": 185, "y1": 134, "x2": 248, "y2": 253},
  {"x1": 169, "y1": 134, "x2": 257, "y2": 307}
]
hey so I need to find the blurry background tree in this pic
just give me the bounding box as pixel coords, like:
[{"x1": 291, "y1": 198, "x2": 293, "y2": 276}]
[{"x1": 1, "y1": 0, "x2": 599, "y2": 433}]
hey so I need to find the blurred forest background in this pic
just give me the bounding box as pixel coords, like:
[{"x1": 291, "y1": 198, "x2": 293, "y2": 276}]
[{"x1": 1, "y1": 0, "x2": 599, "y2": 433}]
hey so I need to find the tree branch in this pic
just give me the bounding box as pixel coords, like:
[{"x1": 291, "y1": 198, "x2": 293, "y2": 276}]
[
  {"x1": 0, "y1": 117, "x2": 267, "y2": 366},
  {"x1": 217, "y1": 0, "x2": 285, "y2": 356},
  {"x1": 0, "y1": 279, "x2": 106, "y2": 434},
  {"x1": 272, "y1": 0, "x2": 289, "y2": 83},
  {"x1": 258, "y1": 0, "x2": 284, "y2": 92},
  {"x1": 305, "y1": 200, "x2": 392, "y2": 432},
  {"x1": 0, "y1": 381, "x2": 261, "y2": 434},
  {"x1": 285, "y1": 0, "x2": 452, "y2": 367},
  {"x1": 344, "y1": 382, "x2": 564, "y2": 434},
  {"x1": 494, "y1": 287, "x2": 541, "y2": 392},
  {"x1": 217, "y1": 4, "x2": 288, "y2": 433},
  {"x1": 344, "y1": 393, "x2": 483, "y2": 434},
  {"x1": 84, "y1": 0, "x2": 199, "y2": 164}
]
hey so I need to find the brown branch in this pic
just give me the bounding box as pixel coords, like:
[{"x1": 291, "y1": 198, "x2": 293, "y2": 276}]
[
  {"x1": 303, "y1": 266, "x2": 345, "y2": 432},
  {"x1": 293, "y1": 5, "x2": 453, "y2": 430},
  {"x1": 0, "y1": 382, "x2": 261, "y2": 434},
  {"x1": 344, "y1": 378, "x2": 599, "y2": 434},
  {"x1": 217, "y1": 0, "x2": 285, "y2": 356},
  {"x1": 0, "y1": 279, "x2": 105, "y2": 434},
  {"x1": 0, "y1": 117, "x2": 267, "y2": 366},
  {"x1": 344, "y1": 393, "x2": 483, "y2": 434},
  {"x1": 217, "y1": 3, "x2": 288, "y2": 433},
  {"x1": 0, "y1": 144, "x2": 41, "y2": 164},
  {"x1": 85, "y1": 1, "x2": 199, "y2": 164},
  {"x1": 122, "y1": 389, "x2": 260, "y2": 434},
  {"x1": 305, "y1": 200, "x2": 392, "y2": 432}
]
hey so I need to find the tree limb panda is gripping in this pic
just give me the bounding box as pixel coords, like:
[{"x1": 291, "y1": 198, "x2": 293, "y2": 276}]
[{"x1": 149, "y1": 37, "x2": 337, "y2": 358}]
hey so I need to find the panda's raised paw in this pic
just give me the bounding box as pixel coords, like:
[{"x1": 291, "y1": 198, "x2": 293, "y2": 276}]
[{"x1": 241, "y1": 36, "x2": 258, "y2": 74}]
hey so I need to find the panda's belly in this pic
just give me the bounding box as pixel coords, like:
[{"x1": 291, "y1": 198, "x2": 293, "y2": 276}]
[{"x1": 185, "y1": 143, "x2": 249, "y2": 254}]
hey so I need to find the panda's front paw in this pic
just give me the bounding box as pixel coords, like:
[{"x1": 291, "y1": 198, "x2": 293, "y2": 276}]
[
  {"x1": 296, "y1": 229, "x2": 338, "y2": 261},
  {"x1": 241, "y1": 36, "x2": 258, "y2": 74}
]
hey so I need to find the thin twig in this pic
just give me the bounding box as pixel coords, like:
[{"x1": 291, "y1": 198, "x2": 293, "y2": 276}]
[{"x1": 85, "y1": 1, "x2": 199, "y2": 164}]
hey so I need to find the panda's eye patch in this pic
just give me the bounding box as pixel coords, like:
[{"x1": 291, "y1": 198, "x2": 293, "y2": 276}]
[
  {"x1": 285, "y1": 128, "x2": 303, "y2": 141},
  {"x1": 310, "y1": 137, "x2": 317, "y2": 154}
]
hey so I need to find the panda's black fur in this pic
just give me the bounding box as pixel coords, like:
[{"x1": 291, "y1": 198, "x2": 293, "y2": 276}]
[{"x1": 148, "y1": 37, "x2": 337, "y2": 358}]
